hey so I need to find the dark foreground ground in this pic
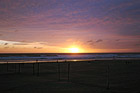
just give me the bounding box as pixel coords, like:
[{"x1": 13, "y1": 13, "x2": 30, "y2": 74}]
[{"x1": 0, "y1": 60, "x2": 140, "y2": 93}]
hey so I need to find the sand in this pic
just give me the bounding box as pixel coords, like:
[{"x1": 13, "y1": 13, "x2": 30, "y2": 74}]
[{"x1": 0, "y1": 60, "x2": 140, "y2": 93}]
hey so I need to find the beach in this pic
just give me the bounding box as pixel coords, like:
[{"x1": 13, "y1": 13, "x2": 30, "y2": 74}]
[
  {"x1": 1, "y1": 0, "x2": 140, "y2": 92},
  {"x1": 0, "y1": 60, "x2": 140, "y2": 93}
]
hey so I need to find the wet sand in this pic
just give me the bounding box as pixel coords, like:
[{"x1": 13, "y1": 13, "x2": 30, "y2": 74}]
[{"x1": 0, "y1": 60, "x2": 140, "y2": 93}]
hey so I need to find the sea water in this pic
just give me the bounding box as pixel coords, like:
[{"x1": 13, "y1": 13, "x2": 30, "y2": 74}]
[{"x1": 0, "y1": 53, "x2": 140, "y2": 63}]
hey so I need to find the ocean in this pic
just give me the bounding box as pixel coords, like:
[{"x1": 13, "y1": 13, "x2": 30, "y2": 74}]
[{"x1": 0, "y1": 53, "x2": 140, "y2": 63}]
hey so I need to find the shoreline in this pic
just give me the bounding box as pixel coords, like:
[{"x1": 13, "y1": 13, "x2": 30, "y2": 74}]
[{"x1": 0, "y1": 58, "x2": 140, "y2": 64}]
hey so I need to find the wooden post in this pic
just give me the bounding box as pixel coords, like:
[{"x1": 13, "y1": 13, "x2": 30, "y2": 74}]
[
  {"x1": 37, "y1": 62, "x2": 39, "y2": 76},
  {"x1": 37, "y1": 60, "x2": 39, "y2": 76},
  {"x1": 18, "y1": 63, "x2": 21, "y2": 74},
  {"x1": 33, "y1": 63, "x2": 35, "y2": 75},
  {"x1": 15, "y1": 63, "x2": 17, "y2": 73},
  {"x1": 7, "y1": 62, "x2": 9, "y2": 72},
  {"x1": 58, "y1": 61, "x2": 60, "y2": 81},
  {"x1": 22, "y1": 62, "x2": 24, "y2": 68},
  {"x1": 106, "y1": 65, "x2": 110, "y2": 89},
  {"x1": 68, "y1": 62, "x2": 70, "y2": 82}
]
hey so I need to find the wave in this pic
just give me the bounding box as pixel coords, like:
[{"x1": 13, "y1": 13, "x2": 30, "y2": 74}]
[{"x1": 0, "y1": 53, "x2": 140, "y2": 61}]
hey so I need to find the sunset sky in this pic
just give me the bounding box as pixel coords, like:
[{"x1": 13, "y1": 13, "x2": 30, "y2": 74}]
[{"x1": 0, "y1": 0, "x2": 140, "y2": 53}]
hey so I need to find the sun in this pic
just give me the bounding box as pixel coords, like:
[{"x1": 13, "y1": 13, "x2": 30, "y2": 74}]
[{"x1": 69, "y1": 48, "x2": 79, "y2": 53}]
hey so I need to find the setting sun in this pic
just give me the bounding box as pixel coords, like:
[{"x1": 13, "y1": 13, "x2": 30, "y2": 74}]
[{"x1": 69, "y1": 48, "x2": 79, "y2": 53}]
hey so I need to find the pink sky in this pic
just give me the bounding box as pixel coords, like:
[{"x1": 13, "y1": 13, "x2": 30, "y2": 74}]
[{"x1": 0, "y1": 0, "x2": 140, "y2": 53}]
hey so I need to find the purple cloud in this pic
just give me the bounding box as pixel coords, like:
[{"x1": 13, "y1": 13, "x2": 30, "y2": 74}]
[
  {"x1": 0, "y1": 0, "x2": 139, "y2": 52},
  {"x1": 96, "y1": 39, "x2": 103, "y2": 43}
]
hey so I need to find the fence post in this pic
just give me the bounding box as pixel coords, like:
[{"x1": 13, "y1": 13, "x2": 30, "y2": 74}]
[
  {"x1": 106, "y1": 65, "x2": 110, "y2": 89},
  {"x1": 33, "y1": 63, "x2": 35, "y2": 75},
  {"x1": 7, "y1": 62, "x2": 9, "y2": 72},
  {"x1": 18, "y1": 63, "x2": 21, "y2": 74},
  {"x1": 15, "y1": 63, "x2": 17, "y2": 73},
  {"x1": 58, "y1": 60, "x2": 60, "y2": 81},
  {"x1": 37, "y1": 60, "x2": 40, "y2": 76},
  {"x1": 68, "y1": 62, "x2": 70, "y2": 82}
]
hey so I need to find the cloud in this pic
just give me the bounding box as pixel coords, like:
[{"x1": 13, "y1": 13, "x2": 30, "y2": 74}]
[
  {"x1": 14, "y1": 30, "x2": 18, "y2": 32},
  {"x1": 34, "y1": 47, "x2": 43, "y2": 49},
  {"x1": 13, "y1": 43, "x2": 28, "y2": 45},
  {"x1": 4, "y1": 43, "x2": 8, "y2": 45},
  {"x1": 135, "y1": 43, "x2": 140, "y2": 47},
  {"x1": 116, "y1": 24, "x2": 140, "y2": 37},
  {"x1": 87, "y1": 40, "x2": 93, "y2": 43},
  {"x1": 87, "y1": 39, "x2": 103, "y2": 46},
  {"x1": 87, "y1": 40, "x2": 95, "y2": 46},
  {"x1": 96, "y1": 39, "x2": 103, "y2": 43},
  {"x1": 39, "y1": 42, "x2": 48, "y2": 45},
  {"x1": 4, "y1": 47, "x2": 9, "y2": 48},
  {"x1": 116, "y1": 39, "x2": 120, "y2": 41},
  {"x1": 0, "y1": 0, "x2": 139, "y2": 53}
]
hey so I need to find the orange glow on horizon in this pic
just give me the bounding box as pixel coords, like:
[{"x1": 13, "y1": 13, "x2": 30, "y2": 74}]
[
  {"x1": 0, "y1": 40, "x2": 139, "y2": 53},
  {"x1": 69, "y1": 47, "x2": 79, "y2": 53}
]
